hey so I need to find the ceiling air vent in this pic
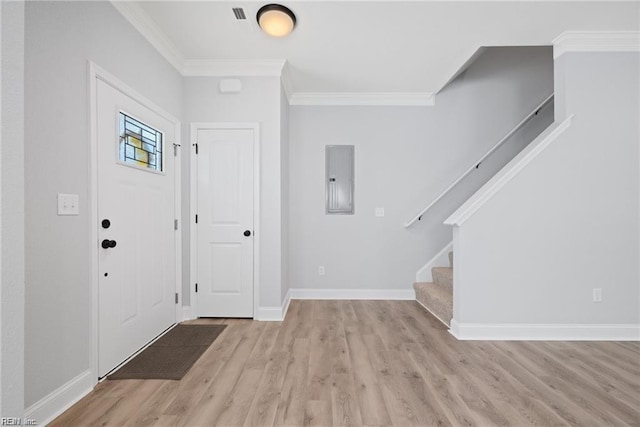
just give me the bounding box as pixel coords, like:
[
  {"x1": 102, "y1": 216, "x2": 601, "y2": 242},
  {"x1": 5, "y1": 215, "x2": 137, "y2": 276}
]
[{"x1": 232, "y1": 8, "x2": 247, "y2": 20}]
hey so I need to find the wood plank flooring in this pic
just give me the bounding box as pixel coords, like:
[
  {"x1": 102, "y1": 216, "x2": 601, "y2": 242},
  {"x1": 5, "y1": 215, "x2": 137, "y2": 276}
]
[{"x1": 51, "y1": 300, "x2": 640, "y2": 426}]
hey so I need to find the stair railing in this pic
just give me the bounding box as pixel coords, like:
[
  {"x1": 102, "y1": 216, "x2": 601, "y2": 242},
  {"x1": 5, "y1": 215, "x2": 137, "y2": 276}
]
[{"x1": 404, "y1": 93, "x2": 554, "y2": 228}]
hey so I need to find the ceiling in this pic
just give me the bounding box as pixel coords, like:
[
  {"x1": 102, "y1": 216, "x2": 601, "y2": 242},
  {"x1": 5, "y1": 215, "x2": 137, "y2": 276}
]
[{"x1": 116, "y1": 1, "x2": 639, "y2": 99}]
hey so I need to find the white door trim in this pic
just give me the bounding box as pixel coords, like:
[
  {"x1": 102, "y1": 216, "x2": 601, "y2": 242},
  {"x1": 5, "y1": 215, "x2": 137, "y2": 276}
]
[
  {"x1": 88, "y1": 61, "x2": 182, "y2": 384},
  {"x1": 189, "y1": 122, "x2": 260, "y2": 319}
]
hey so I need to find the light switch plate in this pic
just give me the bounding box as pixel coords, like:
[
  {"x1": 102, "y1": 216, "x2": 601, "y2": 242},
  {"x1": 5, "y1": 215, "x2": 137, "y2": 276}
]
[
  {"x1": 58, "y1": 193, "x2": 79, "y2": 216},
  {"x1": 375, "y1": 207, "x2": 385, "y2": 217}
]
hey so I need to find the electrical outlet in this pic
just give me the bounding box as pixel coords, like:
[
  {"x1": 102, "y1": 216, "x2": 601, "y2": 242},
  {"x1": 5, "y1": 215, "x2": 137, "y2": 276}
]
[
  {"x1": 593, "y1": 288, "x2": 602, "y2": 303},
  {"x1": 318, "y1": 266, "x2": 325, "y2": 276}
]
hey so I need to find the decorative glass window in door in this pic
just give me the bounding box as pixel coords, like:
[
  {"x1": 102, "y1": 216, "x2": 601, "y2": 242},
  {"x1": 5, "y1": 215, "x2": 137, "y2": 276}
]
[{"x1": 119, "y1": 112, "x2": 163, "y2": 172}]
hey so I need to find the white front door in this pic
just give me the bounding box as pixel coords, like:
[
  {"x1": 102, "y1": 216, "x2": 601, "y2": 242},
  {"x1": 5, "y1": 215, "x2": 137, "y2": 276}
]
[
  {"x1": 195, "y1": 127, "x2": 255, "y2": 318},
  {"x1": 97, "y1": 78, "x2": 177, "y2": 377}
]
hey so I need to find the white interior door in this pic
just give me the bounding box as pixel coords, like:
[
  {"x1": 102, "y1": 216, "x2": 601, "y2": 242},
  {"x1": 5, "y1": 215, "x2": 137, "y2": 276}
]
[
  {"x1": 97, "y1": 78, "x2": 177, "y2": 377},
  {"x1": 196, "y1": 128, "x2": 254, "y2": 318}
]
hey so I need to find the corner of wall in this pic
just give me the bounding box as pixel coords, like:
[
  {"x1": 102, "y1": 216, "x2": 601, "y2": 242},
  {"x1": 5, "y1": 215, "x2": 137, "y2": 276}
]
[{"x1": 1, "y1": 0, "x2": 26, "y2": 418}]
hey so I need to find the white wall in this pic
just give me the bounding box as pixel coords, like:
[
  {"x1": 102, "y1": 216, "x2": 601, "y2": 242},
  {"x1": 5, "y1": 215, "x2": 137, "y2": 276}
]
[
  {"x1": 183, "y1": 76, "x2": 285, "y2": 310},
  {"x1": 23, "y1": 1, "x2": 182, "y2": 408},
  {"x1": 280, "y1": 84, "x2": 290, "y2": 304},
  {"x1": 288, "y1": 47, "x2": 553, "y2": 293},
  {"x1": 453, "y1": 52, "x2": 639, "y2": 331},
  {"x1": 1, "y1": 0, "x2": 25, "y2": 418}
]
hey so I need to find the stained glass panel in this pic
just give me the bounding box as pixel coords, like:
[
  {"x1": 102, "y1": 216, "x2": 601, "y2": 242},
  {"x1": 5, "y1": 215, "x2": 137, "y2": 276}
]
[{"x1": 119, "y1": 112, "x2": 163, "y2": 172}]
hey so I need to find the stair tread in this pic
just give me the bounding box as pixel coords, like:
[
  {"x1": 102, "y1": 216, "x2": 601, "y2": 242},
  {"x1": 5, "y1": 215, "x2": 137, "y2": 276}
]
[
  {"x1": 431, "y1": 267, "x2": 453, "y2": 290},
  {"x1": 413, "y1": 282, "x2": 452, "y2": 327},
  {"x1": 414, "y1": 281, "x2": 452, "y2": 298}
]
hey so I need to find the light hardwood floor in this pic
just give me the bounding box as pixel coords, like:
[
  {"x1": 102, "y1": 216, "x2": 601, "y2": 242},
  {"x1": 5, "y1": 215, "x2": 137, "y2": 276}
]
[{"x1": 52, "y1": 300, "x2": 640, "y2": 426}]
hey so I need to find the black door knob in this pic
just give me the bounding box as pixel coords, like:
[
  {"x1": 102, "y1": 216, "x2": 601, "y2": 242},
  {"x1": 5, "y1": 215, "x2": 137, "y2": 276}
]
[
  {"x1": 243, "y1": 230, "x2": 251, "y2": 237},
  {"x1": 101, "y1": 239, "x2": 117, "y2": 249},
  {"x1": 101, "y1": 219, "x2": 111, "y2": 229}
]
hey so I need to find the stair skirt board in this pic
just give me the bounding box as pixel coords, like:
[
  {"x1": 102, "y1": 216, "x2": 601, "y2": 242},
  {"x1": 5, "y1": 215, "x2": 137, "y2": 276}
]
[
  {"x1": 416, "y1": 241, "x2": 453, "y2": 283},
  {"x1": 415, "y1": 297, "x2": 451, "y2": 328}
]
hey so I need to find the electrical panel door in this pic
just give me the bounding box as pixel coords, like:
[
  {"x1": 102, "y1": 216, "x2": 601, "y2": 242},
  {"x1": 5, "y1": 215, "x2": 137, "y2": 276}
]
[{"x1": 326, "y1": 145, "x2": 354, "y2": 214}]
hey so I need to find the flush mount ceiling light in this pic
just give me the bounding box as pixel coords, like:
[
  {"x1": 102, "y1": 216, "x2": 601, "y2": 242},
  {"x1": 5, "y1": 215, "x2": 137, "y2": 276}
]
[{"x1": 257, "y1": 4, "x2": 296, "y2": 37}]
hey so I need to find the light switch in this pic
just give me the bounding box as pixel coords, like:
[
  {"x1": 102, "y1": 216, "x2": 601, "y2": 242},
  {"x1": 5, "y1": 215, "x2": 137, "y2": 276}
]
[
  {"x1": 58, "y1": 193, "x2": 79, "y2": 216},
  {"x1": 375, "y1": 207, "x2": 385, "y2": 217}
]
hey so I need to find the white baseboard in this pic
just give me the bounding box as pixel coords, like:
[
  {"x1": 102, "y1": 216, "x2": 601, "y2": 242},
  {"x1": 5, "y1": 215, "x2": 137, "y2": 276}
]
[
  {"x1": 416, "y1": 241, "x2": 453, "y2": 282},
  {"x1": 24, "y1": 369, "x2": 94, "y2": 426},
  {"x1": 181, "y1": 305, "x2": 193, "y2": 322},
  {"x1": 256, "y1": 290, "x2": 291, "y2": 321},
  {"x1": 449, "y1": 319, "x2": 640, "y2": 341},
  {"x1": 289, "y1": 288, "x2": 414, "y2": 300},
  {"x1": 281, "y1": 289, "x2": 291, "y2": 319}
]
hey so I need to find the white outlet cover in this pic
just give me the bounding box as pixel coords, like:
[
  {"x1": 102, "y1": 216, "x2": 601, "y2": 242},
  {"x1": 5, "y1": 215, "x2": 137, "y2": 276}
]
[
  {"x1": 592, "y1": 288, "x2": 602, "y2": 302},
  {"x1": 58, "y1": 193, "x2": 79, "y2": 216},
  {"x1": 375, "y1": 207, "x2": 385, "y2": 217}
]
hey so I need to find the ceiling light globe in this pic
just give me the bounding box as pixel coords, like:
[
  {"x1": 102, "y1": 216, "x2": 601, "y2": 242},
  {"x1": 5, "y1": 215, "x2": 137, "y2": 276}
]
[{"x1": 257, "y1": 4, "x2": 296, "y2": 37}]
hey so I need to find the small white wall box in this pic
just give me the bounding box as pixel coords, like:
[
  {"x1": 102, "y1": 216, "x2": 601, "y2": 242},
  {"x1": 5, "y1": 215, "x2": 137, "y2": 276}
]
[
  {"x1": 326, "y1": 145, "x2": 354, "y2": 214},
  {"x1": 219, "y1": 79, "x2": 242, "y2": 93}
]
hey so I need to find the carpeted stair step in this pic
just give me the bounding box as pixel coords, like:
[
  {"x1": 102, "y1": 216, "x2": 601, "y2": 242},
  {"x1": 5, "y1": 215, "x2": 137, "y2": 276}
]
[
  {"x1": 413, "y1": 282, "x2": 452, "y2": 327},
  {"x1": 431, "y1": 266, "x2": 453, "y2": 292}
]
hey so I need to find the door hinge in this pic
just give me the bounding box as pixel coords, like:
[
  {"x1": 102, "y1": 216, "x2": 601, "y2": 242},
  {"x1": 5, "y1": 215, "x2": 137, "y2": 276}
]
[
  {"x1": 175, "y1": 292, "x2": 179, "y2": 304},
  {"x1": 174, "y1": 219, "x2": 178, "y2": 230},
  {"x1": 193, "y1": 143, "x2": 198, "y2": 154},
  {"x1": 195, "y1": 283, "x2": 198, "y2": 293},
  {"x1": 173, "y1": 143, "x2": 181, "y2": 157},
  {"x1": 195, "y1": 214, "x2": 198, "y2": 224}
]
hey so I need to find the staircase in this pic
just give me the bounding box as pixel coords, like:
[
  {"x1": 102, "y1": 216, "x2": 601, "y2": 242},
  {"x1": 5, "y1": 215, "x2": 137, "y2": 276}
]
[{"x1": 414, "y1": 252, "x2": 453, "y2": 327}]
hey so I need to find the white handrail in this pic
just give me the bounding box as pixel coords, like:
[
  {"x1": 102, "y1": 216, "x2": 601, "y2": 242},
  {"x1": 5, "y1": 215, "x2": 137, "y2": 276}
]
[{"x1": 404, "y1": 93, "x2": 554, "y2": 228}]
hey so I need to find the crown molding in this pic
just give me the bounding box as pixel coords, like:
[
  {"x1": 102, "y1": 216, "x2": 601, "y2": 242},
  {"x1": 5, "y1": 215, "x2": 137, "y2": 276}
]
[
  {"x1": 553, "y1": 31, "x2": 640, "y2": 59},
  {"x1": 289, "y1": 92, "x2": 435, "y2": 106},
  {"x1": 111, "y1": 1, "x2": 184, "y2": 71},
  {"x1": 280, "y1": 62, "x2": 295, "y2": 101},
  {"x1": 181, "y1": 59, "x2": 287, "y2": 77},
  {"x1": 112, "y1": 1, "x2": 288, "y2": 78},
  {"x1": 111, "y1": 1, "x2": 436, "y2": 106}
]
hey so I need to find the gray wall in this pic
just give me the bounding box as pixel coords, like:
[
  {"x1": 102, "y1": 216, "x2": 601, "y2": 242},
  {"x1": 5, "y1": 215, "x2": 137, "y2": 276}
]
[
  {"x1": 1, "y1": 0, "x2": 26, "y2": 418},
  {"x1": 182, "y1": 76, "x2": 285, "y2": 309},
  {"x1": 454, "y1": 52, "x2": 639, "y2": 325},
  {"x1": 288, "y1": 47, "x2": 553, "y2": 292},
  {"x1": 24, "y1": 1, "x2": 182, "y2": 407}
]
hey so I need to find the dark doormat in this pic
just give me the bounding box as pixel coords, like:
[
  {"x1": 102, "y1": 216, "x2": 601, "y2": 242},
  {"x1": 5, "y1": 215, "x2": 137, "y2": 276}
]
[{"x1": 108, "y1": 324, "x2": 226, "y2": 380}]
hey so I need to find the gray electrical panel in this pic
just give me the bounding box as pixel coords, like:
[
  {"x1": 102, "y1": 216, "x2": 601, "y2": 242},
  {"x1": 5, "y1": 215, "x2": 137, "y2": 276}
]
[{"x1": 326, "y1": 145, "x2": 354, "y2": 214}]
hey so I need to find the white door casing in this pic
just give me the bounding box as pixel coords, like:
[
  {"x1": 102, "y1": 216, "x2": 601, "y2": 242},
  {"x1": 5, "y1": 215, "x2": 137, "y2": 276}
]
[
  {"x1": 90, "y1": 63, "x2": 181, "y2": 379},
  {"x1": 191, "y1": 124, "x2": 259, "y2": 318}
]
